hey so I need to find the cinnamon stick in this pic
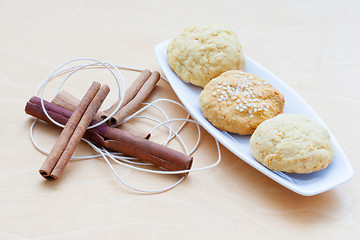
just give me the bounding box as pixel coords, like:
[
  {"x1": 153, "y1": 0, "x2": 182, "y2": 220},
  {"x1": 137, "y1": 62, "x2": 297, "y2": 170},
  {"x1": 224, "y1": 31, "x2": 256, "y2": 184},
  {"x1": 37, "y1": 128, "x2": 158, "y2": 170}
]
[
  {"x1": 39, "y1": 82, "x2": 101, "y2": 178},
  {"x1": 102, "y1": 70, "x2": 160, "y2": 126},
  {"x1": 26, "y1": 96, "x2": 193, "y2": 176},
  {"x1": 102, "y1": 69, "x2": 152, "y2": 125},
  {"x1": 39, "y1": 83, "x2": 110, "y2": 180},
  {"x1": 113, "y1": 71, "x2": 161, "y2": 125}
]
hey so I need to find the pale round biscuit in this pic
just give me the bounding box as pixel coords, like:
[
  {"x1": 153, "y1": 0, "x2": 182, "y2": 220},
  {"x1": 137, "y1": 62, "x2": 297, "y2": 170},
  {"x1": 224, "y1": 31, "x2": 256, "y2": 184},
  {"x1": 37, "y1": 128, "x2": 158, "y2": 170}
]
[
  {"x1": 250, "y1": 114, "x2": 334, "y2": 173},
  {"x1": 199, "y1": 70, "x2": 285, "y2": 135},
  {"x1": 167, "y1": 25, "x2": 245, "y2": 87}
]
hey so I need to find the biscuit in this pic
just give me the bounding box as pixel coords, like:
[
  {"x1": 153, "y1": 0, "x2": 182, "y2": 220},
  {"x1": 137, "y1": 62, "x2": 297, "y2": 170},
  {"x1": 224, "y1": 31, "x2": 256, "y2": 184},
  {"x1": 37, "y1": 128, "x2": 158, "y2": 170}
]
[
  {"x1": 167, "y1": 25, "x2": 245, "y2": 87},
  {"x1": 199, "y1": 70, "x2": 285, "y2": 135},
  {"x1": 250, "y1": 114, "x2": 334, "y2": 173}
]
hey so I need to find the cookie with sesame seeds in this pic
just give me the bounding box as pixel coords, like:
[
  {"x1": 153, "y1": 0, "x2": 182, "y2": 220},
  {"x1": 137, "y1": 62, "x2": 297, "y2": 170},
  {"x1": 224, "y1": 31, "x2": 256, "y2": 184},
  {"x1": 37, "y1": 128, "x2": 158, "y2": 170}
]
[
  {"x1": 199, "y1": 70, "x2": 285, "y2": 135},
  {"x1": 250, "y1": 114, "x2": 334, "y2": 173},
  {"x1": 167, "y1": 24, "x2": 245, "y2": 87}
]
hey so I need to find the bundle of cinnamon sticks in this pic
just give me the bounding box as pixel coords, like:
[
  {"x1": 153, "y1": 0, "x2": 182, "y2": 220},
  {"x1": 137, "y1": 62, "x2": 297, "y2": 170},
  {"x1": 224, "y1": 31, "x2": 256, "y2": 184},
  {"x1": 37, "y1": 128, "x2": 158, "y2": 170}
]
[{"x1": 27, "y1": 70, "x2": 193, "y2": 180}]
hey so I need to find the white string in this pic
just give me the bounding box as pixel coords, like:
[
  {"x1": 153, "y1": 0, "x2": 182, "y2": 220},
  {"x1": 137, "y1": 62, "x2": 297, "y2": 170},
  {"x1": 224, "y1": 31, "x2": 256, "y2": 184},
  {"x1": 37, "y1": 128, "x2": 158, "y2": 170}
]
[
  {"x1": 36, "y1": 58, "x2": 126, "y2": 129},
  {"x1": 29, "y1": 58, "x2": 221, "y2": 193}
]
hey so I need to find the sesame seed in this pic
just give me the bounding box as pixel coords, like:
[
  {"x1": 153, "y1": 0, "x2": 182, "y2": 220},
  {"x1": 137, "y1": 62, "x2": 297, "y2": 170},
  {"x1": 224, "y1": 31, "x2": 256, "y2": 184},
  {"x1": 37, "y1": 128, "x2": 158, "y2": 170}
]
[
  {"x1": 240, "y1": 108, "x2": 244, "y2": 112},
  {"x1": 213, "y1": 91, "x2": 217, "y2": 95},
  {"x1": 249, "y1": 114, "x2": 254, "y2": 118},
  {"x1": 235, "y1": 105, "x2": 239, "y2": 110}
]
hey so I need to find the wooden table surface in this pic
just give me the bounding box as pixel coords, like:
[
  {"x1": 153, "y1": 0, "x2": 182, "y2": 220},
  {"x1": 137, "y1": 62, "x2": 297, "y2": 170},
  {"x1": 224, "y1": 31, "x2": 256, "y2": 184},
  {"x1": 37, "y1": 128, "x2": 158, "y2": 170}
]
[{"x1": 1, "y1": 0, "x2": 359, "y2": 239}]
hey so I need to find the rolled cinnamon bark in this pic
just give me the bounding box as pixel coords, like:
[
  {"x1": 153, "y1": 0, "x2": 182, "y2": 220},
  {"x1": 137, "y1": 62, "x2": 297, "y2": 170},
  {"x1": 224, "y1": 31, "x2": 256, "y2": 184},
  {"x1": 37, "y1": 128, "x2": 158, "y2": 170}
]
[
  {"x1": 101, "y1": 69, "x2": 152, "y2": 125},
  {"x1": 110, "y1": 71, "x2": 160, "y2": 125},
  {"x1": 26, "y1": 97, "x2": 193, "y2": 176},
  {"x1": 39, "y1": 82, "x2": 102, "y2": 179},
  {"x1": 50, "y1": 85, "x2": 110, "y2": 179}
]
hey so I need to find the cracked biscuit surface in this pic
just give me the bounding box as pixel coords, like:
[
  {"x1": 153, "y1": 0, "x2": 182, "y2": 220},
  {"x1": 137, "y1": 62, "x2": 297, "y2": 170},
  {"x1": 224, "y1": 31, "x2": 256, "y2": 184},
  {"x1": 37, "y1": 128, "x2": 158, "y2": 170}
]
[
  {"x1": 250, "y1": 114, "x2": 334, "y2": 173},
  {"x1": 199, "y1": 70, "x2": 285, "y2": 135},
  {"x1": 167, "y1": 25, "x2": 245, "y2": 87}
]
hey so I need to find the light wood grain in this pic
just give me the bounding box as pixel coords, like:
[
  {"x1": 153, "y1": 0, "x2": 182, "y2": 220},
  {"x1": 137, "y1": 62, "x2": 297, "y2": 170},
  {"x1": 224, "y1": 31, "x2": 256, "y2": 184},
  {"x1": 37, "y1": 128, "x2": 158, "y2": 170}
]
[{"x1": 1, "y1": 0, "x2": 359, "y2": 239}]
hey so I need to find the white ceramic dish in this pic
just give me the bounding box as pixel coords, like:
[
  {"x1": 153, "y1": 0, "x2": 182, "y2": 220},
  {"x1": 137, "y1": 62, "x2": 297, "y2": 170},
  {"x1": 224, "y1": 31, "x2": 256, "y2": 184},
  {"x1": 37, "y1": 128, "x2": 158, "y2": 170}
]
[{"x1": 154, "y1": 39, "x2": 353, "y2": 196}]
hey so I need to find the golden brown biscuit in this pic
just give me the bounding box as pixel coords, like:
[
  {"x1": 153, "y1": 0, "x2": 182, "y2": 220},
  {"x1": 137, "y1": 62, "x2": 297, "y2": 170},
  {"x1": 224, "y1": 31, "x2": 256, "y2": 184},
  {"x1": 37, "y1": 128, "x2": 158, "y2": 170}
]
[
  {"x1": 250, "y1": 114, "x2": 334, "y2": 173},
  {"x1": 167, "y1": 25, "x2": 245, "y2": 87},
  {"x1": 199, "y1": 70, "x2": 285, "y2": 135}
]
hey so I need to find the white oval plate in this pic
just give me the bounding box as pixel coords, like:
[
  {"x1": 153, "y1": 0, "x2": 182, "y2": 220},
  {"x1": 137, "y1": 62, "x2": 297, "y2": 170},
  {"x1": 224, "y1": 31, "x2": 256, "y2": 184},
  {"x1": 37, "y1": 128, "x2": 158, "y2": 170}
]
[{"x1": 154, "y1": 39, "x2": 353, "y2": 196}]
